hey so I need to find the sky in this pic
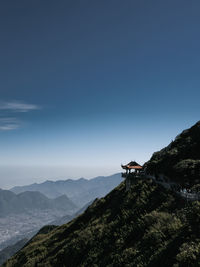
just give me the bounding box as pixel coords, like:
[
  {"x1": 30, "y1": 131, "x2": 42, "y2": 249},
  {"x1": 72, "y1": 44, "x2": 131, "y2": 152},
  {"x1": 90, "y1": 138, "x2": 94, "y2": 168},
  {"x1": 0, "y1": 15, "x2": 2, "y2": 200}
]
[{"x1": 0, "y1": 0, "x2": 200, "y2": 188}]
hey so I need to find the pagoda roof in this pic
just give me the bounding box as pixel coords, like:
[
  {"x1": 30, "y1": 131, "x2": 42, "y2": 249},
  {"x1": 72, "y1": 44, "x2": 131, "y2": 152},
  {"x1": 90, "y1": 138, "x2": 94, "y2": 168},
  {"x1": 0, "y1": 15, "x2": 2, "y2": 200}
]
[{"x1": 121, "y1": 161, "x2": 143, "y2": 170}]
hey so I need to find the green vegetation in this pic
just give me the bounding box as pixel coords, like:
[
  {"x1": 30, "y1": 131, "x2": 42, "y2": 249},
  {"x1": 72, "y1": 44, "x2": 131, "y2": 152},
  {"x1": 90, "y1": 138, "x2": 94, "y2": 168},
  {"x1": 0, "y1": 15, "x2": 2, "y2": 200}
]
[
  {"x1": 0, "y1": 239, "x2": 28, "y2": 266},
  {"x1": 145, "y1": 121, "x2": 200, "y2": 188},
  {"x1": 4, "y1": 121, "x2": 200, "y2": 266},
  {"x1": 4, "y1": 180, "x2": 200, "y2": 266}
]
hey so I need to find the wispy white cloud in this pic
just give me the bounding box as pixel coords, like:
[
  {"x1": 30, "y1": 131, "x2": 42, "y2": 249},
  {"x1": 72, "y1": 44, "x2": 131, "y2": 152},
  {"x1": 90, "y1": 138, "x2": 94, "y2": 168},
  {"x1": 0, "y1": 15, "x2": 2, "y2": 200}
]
[
  {"x1": 0, "y1": 101, "x2": 40, "y2": 112},
  {"x1": 0, "y1": 124, "x2": 19, "y2": 131},
  {"x1": 0, "y1": 101, "x2": 41, "y2": 131},
  {"x1": 0, "y1": 118, "x2": 20, "y2": 131}
]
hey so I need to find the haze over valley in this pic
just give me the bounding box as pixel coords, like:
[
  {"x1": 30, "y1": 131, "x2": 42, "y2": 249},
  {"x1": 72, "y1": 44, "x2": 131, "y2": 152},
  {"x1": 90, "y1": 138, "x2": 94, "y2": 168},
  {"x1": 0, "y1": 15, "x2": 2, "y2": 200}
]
[
  {"x1": 1, "y1": 0, "x2": 200, "y2": 266},
  {"x1": 0, "y1": 173, "x2": 122, "y2": 252}
]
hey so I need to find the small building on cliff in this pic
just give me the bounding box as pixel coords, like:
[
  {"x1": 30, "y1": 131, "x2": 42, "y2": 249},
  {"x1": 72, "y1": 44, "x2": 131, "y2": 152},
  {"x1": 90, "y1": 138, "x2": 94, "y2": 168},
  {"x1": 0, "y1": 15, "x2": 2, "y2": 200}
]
[{"x1": 121, "y1": 161, "x2": 143, "y2": 190}]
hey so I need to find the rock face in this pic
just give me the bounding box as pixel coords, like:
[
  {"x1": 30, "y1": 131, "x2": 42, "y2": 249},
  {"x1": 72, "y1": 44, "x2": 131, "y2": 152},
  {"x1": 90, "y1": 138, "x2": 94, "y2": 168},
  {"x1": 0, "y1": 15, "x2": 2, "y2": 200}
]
[{"x1": 145, "y1": 121, "x2": 200, "y2": 187}]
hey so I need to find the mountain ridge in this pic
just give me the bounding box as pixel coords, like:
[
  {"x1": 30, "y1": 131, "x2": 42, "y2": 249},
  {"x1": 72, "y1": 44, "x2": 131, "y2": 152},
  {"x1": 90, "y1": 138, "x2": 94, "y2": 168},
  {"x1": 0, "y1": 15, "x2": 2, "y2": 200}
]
[
  {"x1": 10, "y1": 173, "x2": 122, "y2": 206},
  {"x1": 5, "y1": 180, "x2": 200, "y2": 267},
  {"x1": 4, "y1": 121, "x2": 200, "y2": 266},
  {"x1": 0, "y1": 189, "x2": 77, "y2": 217},
  {"x1": 145, "y1": 120, "x2": 200, "y2": 188}
]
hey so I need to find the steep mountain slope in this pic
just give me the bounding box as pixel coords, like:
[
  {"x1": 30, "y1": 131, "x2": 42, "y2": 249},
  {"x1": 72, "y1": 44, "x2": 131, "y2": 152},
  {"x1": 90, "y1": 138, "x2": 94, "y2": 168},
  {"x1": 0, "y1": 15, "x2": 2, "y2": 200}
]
[
  {"x1": 145, "y1": 121, "x2": 200, "y2": 187},
  {"x1": 0, "y1": 190, "x2": 77, "y2": 217},
  {"x1": 4, "y1": 180, "x2": 200, "y2": 267},
  {"x1": 0, "y1": 239, "x2": 28, "y2": 266},
  {"x1": 51, "y1": 199, "x2": 94, "y2": 226},
  {"x1": 5, "y1": 121, "x2": 200, "y2": 266},
  {"x1": 0, "y1": 200, "x2": 94, "y2": 265},
  {"x1": 10, "y1": 173, "x2": 122, "y2": 206}
]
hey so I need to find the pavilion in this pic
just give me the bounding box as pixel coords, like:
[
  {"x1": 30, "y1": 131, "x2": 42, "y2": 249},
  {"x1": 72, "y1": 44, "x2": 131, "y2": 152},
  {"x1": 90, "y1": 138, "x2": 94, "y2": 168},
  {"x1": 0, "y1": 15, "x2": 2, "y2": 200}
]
[
  {"x1": 121, "y1": 161, "x2": 143, "y2": 190},
  {"x1": 121, "y1": 161, "x2": 143, "y2": 175}
]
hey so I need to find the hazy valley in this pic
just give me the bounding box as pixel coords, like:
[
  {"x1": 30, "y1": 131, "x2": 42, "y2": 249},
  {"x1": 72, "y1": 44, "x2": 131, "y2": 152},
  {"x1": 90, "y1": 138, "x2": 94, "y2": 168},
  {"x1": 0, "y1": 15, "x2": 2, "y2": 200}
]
[
  {"x1": 3, "y1": 121, "x2": 200, "y2": 266},
  {"x1": 0, "y1": 174, "x2": 122, "y2": 255},
  {"x1": 1, "y1": 1, "x2": 199, "y2": 265}
]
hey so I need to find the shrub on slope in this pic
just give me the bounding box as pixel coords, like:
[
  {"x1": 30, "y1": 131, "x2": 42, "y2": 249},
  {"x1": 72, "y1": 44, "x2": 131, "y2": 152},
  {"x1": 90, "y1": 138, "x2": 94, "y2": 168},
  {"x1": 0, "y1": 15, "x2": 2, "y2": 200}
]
[{"x1": 5, "y1": 180, "x2": 200, "y2": 267}]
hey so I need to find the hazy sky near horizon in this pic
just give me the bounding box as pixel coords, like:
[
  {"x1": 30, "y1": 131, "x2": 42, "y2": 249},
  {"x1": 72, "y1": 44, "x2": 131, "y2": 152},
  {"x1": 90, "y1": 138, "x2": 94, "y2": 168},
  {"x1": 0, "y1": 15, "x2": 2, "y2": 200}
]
[{"x1": 1, "y1": 0, "x2": 200, "y2": 188}]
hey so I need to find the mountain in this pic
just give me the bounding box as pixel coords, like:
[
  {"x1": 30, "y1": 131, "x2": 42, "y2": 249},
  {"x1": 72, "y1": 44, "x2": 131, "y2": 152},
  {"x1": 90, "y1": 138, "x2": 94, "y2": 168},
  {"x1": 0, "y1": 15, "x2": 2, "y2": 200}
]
[
  {"x1": 0, "y1": 238, "x2": 28, "y2": 266},
  {"x1": 4, "y1": 122, "x2": 200, "y2": 266},
  {"x1": 10, "y1": 173, "x2": 122, "y2": 206},
  {"x1": 25, "y1": 200, "x2": 95, "y2": 230},
  {"x1": 0, "y1": 189, "x2": 77, "y2": 217},
  {"x1": 0, "y1": 200, "x2": 94, "y2": 265},
  {"x1": 4, "y1": 180, "x2": 200, "y2": 267},
  {"x1": 0, "y1": 174, "x2": 121, "y2": 249},
  {"x1": 145, "y1": 121, "x2": 200, "y2": 188},
  {"x1": 51, "y1": 199, "x2": 94, "y2": 226}
]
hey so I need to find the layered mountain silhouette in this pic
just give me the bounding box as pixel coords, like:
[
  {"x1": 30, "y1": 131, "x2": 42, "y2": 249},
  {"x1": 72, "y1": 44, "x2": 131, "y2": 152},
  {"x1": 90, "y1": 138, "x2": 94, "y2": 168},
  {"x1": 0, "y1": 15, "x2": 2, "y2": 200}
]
[
  {"x1": 0, "y1": 189, "x2": 77, "y2": 216},
  {"x1": 4, "y1": 121, "x2": 200, "y2": 266},
  {"x1": 11, "y1": 173, "x2": 122, "y2": 206}
]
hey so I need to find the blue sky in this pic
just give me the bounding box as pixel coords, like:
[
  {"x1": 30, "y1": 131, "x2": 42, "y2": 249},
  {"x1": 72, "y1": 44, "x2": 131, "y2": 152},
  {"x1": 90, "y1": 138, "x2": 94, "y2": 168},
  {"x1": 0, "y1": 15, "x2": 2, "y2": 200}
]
[{"x1": 1, "y1": 0, "x2": 200, "y2": 188}]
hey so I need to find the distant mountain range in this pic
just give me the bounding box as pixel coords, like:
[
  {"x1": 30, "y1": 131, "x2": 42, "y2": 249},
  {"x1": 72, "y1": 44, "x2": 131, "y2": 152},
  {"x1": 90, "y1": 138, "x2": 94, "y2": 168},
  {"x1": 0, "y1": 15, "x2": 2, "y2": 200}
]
[
  {"x1": 0, "y1": 189, "x2": 77, "y2": 217},
  {"x1": 5, "y1": 121, "x2": 200, "y2": 267},
  {"x1": 10, "y1": 173, "x2": 122, "y2": 206},
  {"x1": 0, "y1": 173, "x2": 122, "y2": 257}
]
